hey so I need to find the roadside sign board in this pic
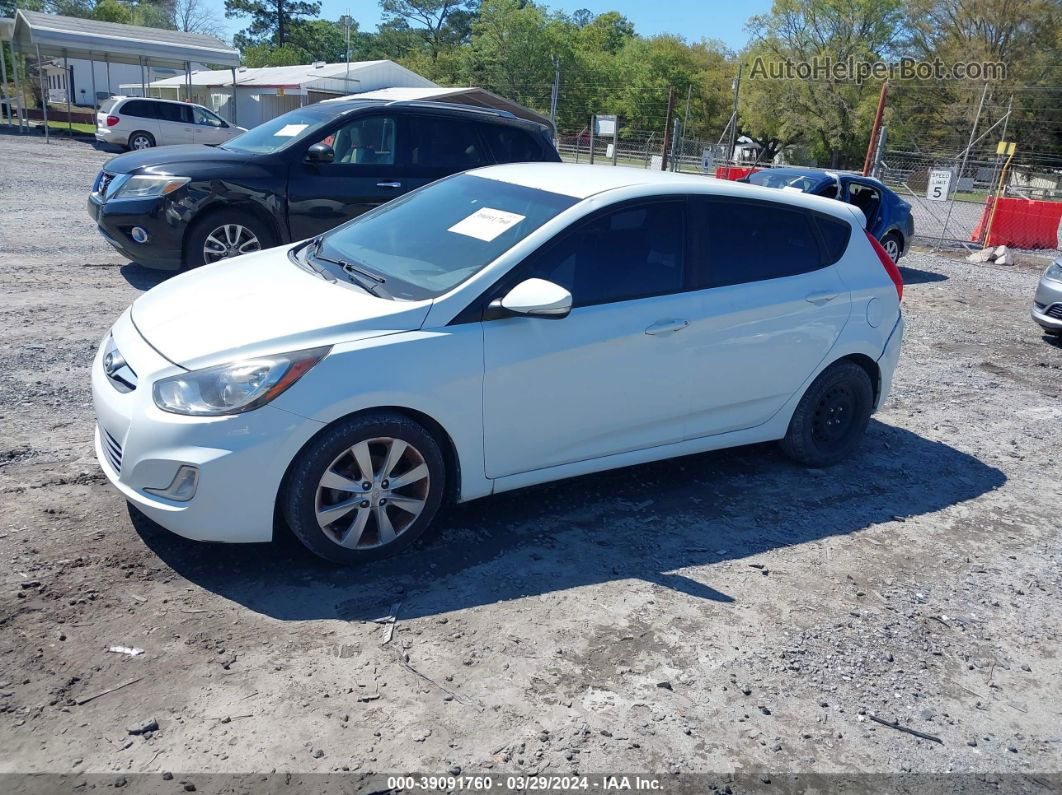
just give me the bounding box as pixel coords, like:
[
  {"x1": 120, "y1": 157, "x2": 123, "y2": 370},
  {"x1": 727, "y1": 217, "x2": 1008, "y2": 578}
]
[
  {"x1": 927, "y1": 169, "x2": 953, "y2": 202},
  {"x1": 701, "y1": 148, "x2": 714, "y2": 173},
  {"x1": 594, "y1": 114, "x2": 617, "y2": 137}
]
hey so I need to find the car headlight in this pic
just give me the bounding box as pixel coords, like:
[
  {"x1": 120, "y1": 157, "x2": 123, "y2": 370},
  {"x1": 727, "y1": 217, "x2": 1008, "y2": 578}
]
[
  {"x1": 153, "y1": 347, "x2": 329, "y2": 416},
  {"x1": 1044, "y1": 261, "x2": 1062, "y2": 283},
  {"x1": 112, "y1": 175, "x2": 190, "y2": 200}
]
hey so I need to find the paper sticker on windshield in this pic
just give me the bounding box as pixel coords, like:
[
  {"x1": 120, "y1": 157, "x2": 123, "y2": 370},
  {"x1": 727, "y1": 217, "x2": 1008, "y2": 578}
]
[
  {"x1": 448, "y1": 207, "x2": 525, "y2": 242},
  {"x1": 275, "y1": 123, "x2": 308, "y2": 137}
]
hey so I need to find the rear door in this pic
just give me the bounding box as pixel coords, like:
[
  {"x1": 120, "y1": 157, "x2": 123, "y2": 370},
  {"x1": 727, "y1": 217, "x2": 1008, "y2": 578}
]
[
  {"x1": 116, "y1": 99, "x2": 160, "y2": 142},
  {"x1": 683, "y1": 196, "x2": 852, "y2": 439},
  {"x1": 154, "y1": 101, "x2": 196, "y2": 145},
  {"x1": 478, "y1": 122, "x2": 552, "y2": 163},
  {"x1": 286, "y1": 112, "x2": 406, "y2": 240},
  {"x1": 399, "y1": 113, "x2": 493, "y2": 195}
]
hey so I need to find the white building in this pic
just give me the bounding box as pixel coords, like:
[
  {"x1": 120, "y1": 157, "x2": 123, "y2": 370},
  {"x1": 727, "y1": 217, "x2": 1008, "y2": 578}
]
[
  {"x1": 43, "y1": 57, "x2": 204, "y2": 106},
  {"x1": 124, "y1": 60, "x2": 437, "y2": 128}
]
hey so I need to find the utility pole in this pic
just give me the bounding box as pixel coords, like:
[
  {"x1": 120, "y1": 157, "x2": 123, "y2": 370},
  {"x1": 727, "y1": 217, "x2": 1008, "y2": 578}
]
[
  {"x1": 549, "y1": 55, "x2": 559, "y2": 126},
  {"x1": 660, "y1": 87, "x2": 676, "y2": 171},
  {"x1": 344, "y1": 11, "x2": 351, "y2": 84},
  {"x1": 861, "y1": 80, "x2": 888, "y2": 176},
  {"x1": 678, "y1": 83, "x2": 691, "y2": 172},
  {"x1": 956, "y1": 82, "x2": 989, "y2": 190},
  {"x1": 727, "y1": 64, "x2": 742, "y2": 165}
]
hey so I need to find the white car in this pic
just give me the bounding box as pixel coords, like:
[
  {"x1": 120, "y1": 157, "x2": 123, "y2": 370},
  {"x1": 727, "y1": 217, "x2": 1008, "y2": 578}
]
[
  {"x1": 95, "y1": 96, "x2": 245, "y2": 150},
  {"x1": 92, "y1": 164, "x2": 904, "y2": 564}
]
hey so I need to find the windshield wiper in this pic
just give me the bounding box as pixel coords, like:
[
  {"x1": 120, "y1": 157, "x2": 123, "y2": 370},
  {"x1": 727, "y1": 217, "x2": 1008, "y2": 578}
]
[{"x1": 308, "y1": 237, "x2": 389, "y2": 297}]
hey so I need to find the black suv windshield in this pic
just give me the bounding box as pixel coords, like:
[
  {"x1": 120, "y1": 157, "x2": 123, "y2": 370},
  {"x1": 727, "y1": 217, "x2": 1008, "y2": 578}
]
[
  {"x1": 222, "y1": 105, "x2": 340, "y2": 154},
  {"x1": 316, "y1": 174, "x2": 578, "y2": 300}
]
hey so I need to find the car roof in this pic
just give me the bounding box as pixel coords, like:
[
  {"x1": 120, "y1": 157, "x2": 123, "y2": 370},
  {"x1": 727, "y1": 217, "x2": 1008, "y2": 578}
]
[
  {"x1": 468, "y1": 163, "x2": 865, "y2": 224},
  {"x1": 321, "y1": 97, "x2": 540, "y2": 129}
]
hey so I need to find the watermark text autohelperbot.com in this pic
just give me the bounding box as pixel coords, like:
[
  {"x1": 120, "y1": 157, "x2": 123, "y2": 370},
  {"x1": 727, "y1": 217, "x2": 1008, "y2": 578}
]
[{"x1": 749, "y1": 56, "x2": 1006, "y2": 83}]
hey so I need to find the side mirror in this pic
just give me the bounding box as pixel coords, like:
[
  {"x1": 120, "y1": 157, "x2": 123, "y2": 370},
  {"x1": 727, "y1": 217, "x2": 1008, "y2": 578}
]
[
  {"x1": 492, "y1": 278, "x2": 572, "y2": 319},
  {"x1": 306, "y1": 143, "x2": 334, "y2": 164}
]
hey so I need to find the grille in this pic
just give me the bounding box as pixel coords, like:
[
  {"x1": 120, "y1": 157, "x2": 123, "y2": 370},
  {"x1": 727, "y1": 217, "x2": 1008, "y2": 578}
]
[
  {"x1": 96, "y1": 171, "x2": 115, "y2": 197},
  {"x1": 101, "y1": 426, "x2": 123, "y2": 474},
  {"x1": 1046, "y1": 304, "x2": 1062, "y2": 320}
]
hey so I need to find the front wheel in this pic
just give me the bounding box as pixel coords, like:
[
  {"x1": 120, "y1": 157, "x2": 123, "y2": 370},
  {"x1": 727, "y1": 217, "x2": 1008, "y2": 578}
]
[
  {"x1": 281, "y1": 412, "x2": 446, "y2": 564},
  {"x1": 185, "y1": 209, "x2": 274, "y2": 268},
  {"x1": 780, "y1": 361, "x2": 874, "y2": 467}
]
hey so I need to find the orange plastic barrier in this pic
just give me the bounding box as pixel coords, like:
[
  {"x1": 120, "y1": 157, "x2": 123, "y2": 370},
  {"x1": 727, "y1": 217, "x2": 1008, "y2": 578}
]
[
  {"x1": 971, "y1": 197, "x2": 1062, "y2": 249},
  {"x1": 715, "y1": 166, "x2": 759, "y2": 181}
]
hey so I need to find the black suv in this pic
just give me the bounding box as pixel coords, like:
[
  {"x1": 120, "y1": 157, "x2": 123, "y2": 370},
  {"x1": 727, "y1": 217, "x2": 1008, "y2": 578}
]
[{"x1": 87, "y1": 99, "x2": 561, "y2": 270}]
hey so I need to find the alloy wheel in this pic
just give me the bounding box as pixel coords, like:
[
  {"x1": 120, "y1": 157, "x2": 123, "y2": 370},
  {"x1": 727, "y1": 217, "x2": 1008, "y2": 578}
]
[
  {"x1": 883, "y1": 237, "x2": 900, "y2": 263},
  {"x1": 202, "y1": 224, "x2": 262, "y2": 264},
  {"x1": 315, "y1": 437, "x2": 431, "y2": 550},
  {"x1": 131, "y1": 135, "x2": 152, "y2": 150}
]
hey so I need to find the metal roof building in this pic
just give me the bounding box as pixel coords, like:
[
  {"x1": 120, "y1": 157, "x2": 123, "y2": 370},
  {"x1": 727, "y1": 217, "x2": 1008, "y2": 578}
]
[
  {"x1": 1, "y1": 10, "x2": 238, "y2": 137},
  {"x1": 121, "y1": 60, "x2": 438, "y2": 129}
]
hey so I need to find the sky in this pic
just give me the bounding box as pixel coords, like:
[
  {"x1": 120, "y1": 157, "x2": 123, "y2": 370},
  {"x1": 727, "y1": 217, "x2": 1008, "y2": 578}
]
[{"x1": 216, "y1": 0, "x2": 774, "y2": 53}]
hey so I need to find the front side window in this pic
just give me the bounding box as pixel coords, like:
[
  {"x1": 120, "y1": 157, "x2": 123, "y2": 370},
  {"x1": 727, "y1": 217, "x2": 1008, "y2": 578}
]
[
  {"x1": 193, "y1": 107, "x2": 225, "y2": 127},
  {"x1": 690, "y1": 198, "x2": 824, "y2": 288},
  {"x1": 523, "y1": 201, "x2": 686, "y2": 307},
  {"x1": 315, "y1": 174, "x2": 577, "y2": 300},
  {"x1": 317, "y1": 116, "x2": 396, "y2": 165}
]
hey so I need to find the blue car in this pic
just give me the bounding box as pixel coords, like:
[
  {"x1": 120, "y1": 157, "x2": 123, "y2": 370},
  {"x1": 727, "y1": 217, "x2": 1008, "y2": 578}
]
[{"x1": 739, "y1": 168, "x2": 914, "y2": 263}]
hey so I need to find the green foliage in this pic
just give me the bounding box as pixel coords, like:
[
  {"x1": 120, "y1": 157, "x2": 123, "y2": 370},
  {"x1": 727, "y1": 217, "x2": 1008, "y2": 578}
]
[{"x1": 225, "y1": 0, "x2": 323, "y2": 48}]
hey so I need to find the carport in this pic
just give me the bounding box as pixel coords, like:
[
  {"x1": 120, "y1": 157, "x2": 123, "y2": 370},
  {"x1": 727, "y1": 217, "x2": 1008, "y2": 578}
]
[{"x1": 1, "y1": 10, "x2": 239, "y2": 141}]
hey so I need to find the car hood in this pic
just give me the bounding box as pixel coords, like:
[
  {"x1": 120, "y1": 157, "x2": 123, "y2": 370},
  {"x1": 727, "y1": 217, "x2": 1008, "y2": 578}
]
[
  {"x1": 130, "y1": 247, "x2": 432, "y2": 370},
  {"x1": 104, "y1": 145, "x2": 251, "y2": 175}
]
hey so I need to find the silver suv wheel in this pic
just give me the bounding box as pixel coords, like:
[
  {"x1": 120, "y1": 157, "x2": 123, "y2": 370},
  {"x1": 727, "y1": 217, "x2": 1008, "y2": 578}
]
[{"x1": 202, "y1": 224, "x2": 262, "y2": 264}]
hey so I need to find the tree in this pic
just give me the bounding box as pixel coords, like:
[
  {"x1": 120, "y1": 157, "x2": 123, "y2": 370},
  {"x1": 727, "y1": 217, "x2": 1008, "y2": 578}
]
[
  {"x1": 225, "y1": 0, "x2": 322, "y2": 49},
  {"x1": 380, "y1": 0, "x2": 478, "y2": 61},
  {"x1": 745, "y1": 0, "x2": 906, "y2": 167},
  {"x1": 172, "y1": 0, "x2": 224, "y2": 36}
]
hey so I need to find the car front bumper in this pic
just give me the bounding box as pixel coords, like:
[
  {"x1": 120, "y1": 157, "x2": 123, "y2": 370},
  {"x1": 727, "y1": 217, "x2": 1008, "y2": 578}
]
[
  {"x1": 92, "y1": 311, "x2": 325, "y2": 543},
  {"x1": 1031, "y1": 275, "x2": 1062, "y2": 332},
  {"x1": 88, "y1": 192, "x2": 185, "y2": 270}
]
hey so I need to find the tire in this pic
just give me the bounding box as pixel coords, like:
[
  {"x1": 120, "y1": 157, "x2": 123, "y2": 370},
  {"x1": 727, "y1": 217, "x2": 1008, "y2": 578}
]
[
  {"x1": 880, "y1": 231, "x2": 902, "y2": 263},
  {"x1": 127, "y1": 131, "x2": 155, "y2": 150},
  {"x1": 780, "y1": 361, "x2": 874, "y2": 468},
  {"x1": 281, "y1": 412, "x2": 446, "y2": 565},
  {"x1": 184, "y1": 208, "x2": 275, "y2": 268}
]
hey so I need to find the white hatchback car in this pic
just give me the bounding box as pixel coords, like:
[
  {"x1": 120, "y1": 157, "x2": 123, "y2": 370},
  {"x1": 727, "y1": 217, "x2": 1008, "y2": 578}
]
[
  {"x1": 96, "y1": 96, "x2": 244, "y2": 150},
  {"x1": 92, "y1": 164, "x2": 904, "y2": 564}
]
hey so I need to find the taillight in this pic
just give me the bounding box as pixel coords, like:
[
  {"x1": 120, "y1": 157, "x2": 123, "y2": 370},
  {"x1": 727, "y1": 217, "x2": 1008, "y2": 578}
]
[
  {"x1": 106, "y1": 115, "x2": 119, "y2": 127},
  {"x1": 865, "y1": 230, "x2": 903, "y2": 301}
]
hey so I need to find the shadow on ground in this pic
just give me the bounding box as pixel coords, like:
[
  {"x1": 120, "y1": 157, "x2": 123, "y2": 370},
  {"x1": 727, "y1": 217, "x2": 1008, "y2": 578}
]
[
  {"x1": 121, "y1": 263, "x2": 174, "y2": 291},
  {"x1": 899, "y1": 265, "x2": 949, "y2": 285},
  {"x1": 132, "y1": 419, "x2": 1004, "y2": 622}
]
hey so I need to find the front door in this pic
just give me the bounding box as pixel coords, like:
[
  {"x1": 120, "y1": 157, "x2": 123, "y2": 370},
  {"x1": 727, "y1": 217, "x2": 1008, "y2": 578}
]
[
  {"x1": 683, "y1": 196, "x2": 852, "y2": 438},
  {"x1": 482, "y1": 200, "x2": 697, "y2": 478},
  {"x1": 192, "y1": 106, "x2": 232, "y2": 146},
  {"x1": 286, "y1": 113, "x2": 406, "y2": 240}
]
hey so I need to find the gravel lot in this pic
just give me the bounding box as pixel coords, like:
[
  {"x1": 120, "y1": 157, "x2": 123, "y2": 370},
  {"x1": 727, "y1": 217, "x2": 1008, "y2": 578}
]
[{"x1": 1, "y1": 132, "x2": 1060, "y2": 786}]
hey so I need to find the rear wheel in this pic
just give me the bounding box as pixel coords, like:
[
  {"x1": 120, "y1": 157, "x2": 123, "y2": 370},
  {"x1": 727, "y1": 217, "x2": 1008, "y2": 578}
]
[
  {"x1": 880, "y1": 231, "x2": 902, "y2": 263},
  {"x1": 781, "y1": 361, "x2": 874, "y2": 467},
  {"x1": 127, "y1": 131, "x2": 155, "y2": 150},
  {"x1": 185, "y1": 209, "x2": 275, "y2": 268},
  {"x1": 281, "y1": 412, "x2": 446, "y2": 564}
]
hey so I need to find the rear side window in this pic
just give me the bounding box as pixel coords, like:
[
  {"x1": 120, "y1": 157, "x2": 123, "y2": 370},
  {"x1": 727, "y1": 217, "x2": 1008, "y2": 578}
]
[
  {"x1": 480, "y1": 124, "x2": 542, "y2": 163},
  {"x1": 156, "y1": 102, "x2": 192, "y2": 124},
  {"x1": 690, "y1": 198, "x2": 824, "y2": 288},
  {"x1": 408, "y1": 116, "x2": 489, "y2": 169},
  {"x1": 121, "y1": 100, "x2": 156, "y2": 119},
  {"x1": 814, "y1": 215, "x2": 852, "y2": 263},
  {"x1": 523, "y1": 201, "x2": 686, "y2": 307}
]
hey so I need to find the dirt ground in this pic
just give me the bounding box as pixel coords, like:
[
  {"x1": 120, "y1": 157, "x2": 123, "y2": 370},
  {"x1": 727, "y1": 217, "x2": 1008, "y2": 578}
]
[{"x1": 1, "y1": 132, "x2": 1060, "y2": 785}]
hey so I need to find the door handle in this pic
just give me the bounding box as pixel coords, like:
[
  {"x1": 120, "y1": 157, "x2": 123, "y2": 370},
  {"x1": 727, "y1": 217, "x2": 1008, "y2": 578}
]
[
  {"x1": 645, "y1": 319, "x2": 689, "y2": 336},
  {"x1": 376, "y1": 181, "x2": 402, "y2": 188},
  {"x1": 805, "y1": 291, "x2": 839, "y2": 305}
]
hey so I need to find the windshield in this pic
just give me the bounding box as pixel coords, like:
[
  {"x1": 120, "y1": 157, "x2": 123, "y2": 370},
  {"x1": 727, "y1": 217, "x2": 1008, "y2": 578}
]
[
  {"x1": 221, "y1": 106, "x2": 336, "y2": 153},
  {"x1": 315, "y1": 174, "x2": 578, "y2": 300},
  {"x1": 746, "y1": 172, "x2": 822, "y2": 192}
]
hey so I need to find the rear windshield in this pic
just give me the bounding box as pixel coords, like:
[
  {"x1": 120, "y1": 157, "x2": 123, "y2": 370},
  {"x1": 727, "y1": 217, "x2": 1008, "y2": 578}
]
[
  {"x1": 98, "y1": 97, "x2": 119, "y2": 114},
  {"x1": 221, "y1": 106, "x2": 337, "y2": 154},
  {"x1": 316, "y1": 174, "x2": 578, "y2": 300}
]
